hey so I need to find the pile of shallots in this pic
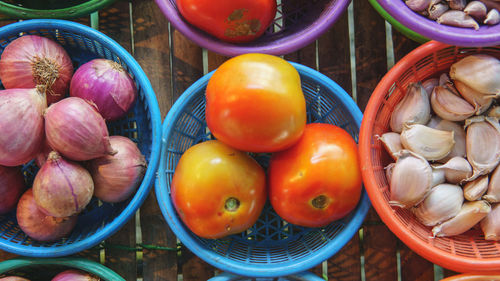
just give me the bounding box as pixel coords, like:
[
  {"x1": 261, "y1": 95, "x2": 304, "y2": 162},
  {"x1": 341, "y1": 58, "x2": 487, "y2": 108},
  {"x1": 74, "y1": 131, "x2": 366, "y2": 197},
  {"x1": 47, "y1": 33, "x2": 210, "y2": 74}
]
[
  {"x1": 380, "y1": 53, "x2": 500, "y2": 239},
  {"x1": 0, "y1": 269, "x2": 100, "y2": 281},
  {"x1": 405, "y1": 0, "x2": 500, "y2": 29},
  {"x1": 0, "y1": 35, "x2": 147, "y2": 242}
]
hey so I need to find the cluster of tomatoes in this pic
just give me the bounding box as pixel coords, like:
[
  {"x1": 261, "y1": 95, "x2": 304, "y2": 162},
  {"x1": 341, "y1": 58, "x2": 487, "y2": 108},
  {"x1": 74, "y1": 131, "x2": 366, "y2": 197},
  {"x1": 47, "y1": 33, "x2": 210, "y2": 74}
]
[{"x1": 170, "y1": 54, "x2": 362, "y2": 239}]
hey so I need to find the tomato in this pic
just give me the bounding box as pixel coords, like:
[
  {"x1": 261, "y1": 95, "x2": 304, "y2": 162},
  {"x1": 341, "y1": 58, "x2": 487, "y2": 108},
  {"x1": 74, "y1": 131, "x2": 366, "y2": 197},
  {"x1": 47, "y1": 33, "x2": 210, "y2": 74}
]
[
  {"x1": 268, "y1": 123, "x2": 362, "y2": 228},
  {"x1": 176, "y1": 0, "x2": 277, "y2": 43},
  {"x1": 206, "y1": 53, "x2": 306, "y2": 153},
  {"x1": 171, "y1": 140, "x2": 266, "y2": 239}
]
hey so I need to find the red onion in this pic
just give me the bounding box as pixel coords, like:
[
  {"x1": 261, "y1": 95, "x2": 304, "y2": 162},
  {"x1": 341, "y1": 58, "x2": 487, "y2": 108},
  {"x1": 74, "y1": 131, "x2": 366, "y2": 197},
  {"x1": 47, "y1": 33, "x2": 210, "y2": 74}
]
[
  {"x1": 88, "y1": 136, "x2": 146, "y2": 203},
  {"x1": 45, "y1": 97, "x2": 116, "y2": 161},
  {"x1": 34, "y1": 139, "x2": 52, "y2": 168},
  {"x1": 33, "y1": 151, "x2": 94, "y2": 218},
  {"x1": 0, "y1": 88, "x2": 46, "y2": 166},
  {"x1": 70, "y1": 58, "x2": 137, "y2": 120},
  {"x1": 16, "y1": 189, "x2": 77, "y2": 242},
  {"x1": 51, "y1": 270, "x2": 98, "y2": 281},
  {"x1": 0, "y1": 166, "x2": 25, "y2": 214},
  {"x1": 0, "y1": 277, "x2": 30, "y2": 281},
  {"x1": 0, "y1": 35, "x2": 73, "y2": 105}
]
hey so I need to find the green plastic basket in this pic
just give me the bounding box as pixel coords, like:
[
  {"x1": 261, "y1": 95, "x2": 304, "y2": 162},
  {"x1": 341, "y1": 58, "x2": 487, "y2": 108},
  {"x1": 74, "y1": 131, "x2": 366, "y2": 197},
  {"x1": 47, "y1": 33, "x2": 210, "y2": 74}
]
[
  {"x1": 368, "y1": 0, "x2": 429, "y2": 44},
  {"x1": 0, "y1": 258, "x2": 125, "y2": 281},
  {"x1": 0, "y1": 0, "x2": 117, "y2": 19}
]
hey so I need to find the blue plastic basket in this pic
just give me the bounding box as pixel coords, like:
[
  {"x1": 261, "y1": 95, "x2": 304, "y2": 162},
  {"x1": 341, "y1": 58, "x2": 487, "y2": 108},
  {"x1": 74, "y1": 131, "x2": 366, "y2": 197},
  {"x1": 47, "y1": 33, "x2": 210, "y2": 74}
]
[
  {"x1": 0, "y1": 20, "x2": 161, "y2": 257},
  {"x1": 208, "y1": 271, "x2": 325, "y2": 281},
  {"x1": 156, "y1": 62, "x2": 370, "y2": 277}
]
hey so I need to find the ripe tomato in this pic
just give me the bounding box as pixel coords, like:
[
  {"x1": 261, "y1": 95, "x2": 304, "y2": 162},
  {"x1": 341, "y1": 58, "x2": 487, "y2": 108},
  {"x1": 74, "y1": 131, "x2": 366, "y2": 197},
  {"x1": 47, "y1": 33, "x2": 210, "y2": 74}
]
[
  {"x1": 171, "y1": 140, "x2": 266, "y2": 239},
  {"x1": 269, "y1": 123, "x2": 362, "y2": 228},
  {"x1": 206, "y1": 53, "x2": 306, "y2": 153},
  {"x1": 176, "y1": 0, "x2": 277, "y2": 43}
]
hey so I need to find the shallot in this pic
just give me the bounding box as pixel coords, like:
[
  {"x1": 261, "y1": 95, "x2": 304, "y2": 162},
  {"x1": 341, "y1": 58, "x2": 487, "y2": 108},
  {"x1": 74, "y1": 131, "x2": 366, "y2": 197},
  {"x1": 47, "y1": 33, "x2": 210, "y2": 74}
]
[
  {"x1": 51, "y1": 269, "x2": 99, "y2": 281},
  {"x1": 0, "y1": 166, "x2": 25, "y2": 214},
  {"x1": 0, "y1": 277, "x2": 30, "y2": 281}
]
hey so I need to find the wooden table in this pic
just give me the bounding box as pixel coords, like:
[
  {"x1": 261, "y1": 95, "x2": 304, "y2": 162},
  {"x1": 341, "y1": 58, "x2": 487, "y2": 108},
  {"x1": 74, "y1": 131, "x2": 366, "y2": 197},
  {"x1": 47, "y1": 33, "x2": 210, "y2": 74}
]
[{"x1": 0, "y1": 0, "x2": 463, "y2": 280}]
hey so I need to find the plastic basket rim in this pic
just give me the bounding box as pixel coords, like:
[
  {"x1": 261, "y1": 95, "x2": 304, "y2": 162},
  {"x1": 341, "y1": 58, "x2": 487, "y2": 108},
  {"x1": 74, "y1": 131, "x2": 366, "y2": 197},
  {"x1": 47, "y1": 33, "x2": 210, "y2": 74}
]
[
  {"x1": 359, "y1": 40, "x2": 500, "y2": 273},
  {"x1": 154, "y1": 0, "x2": 352, "y2": 56},
  {"x1": 155, "y1": 61, "x2": 371, "y2": 277},
  {"x1": 376, "y1": 0, "x2": 500, "y2": 47},
  {"x1": 0, "y1": 19, "x2": 162, "y2": 258},
  {"x1": 0, "y1": 0, "x2": 117, "y2": 19},
  {"x1": 207, "y1": 271, "x2": 325, "y2": 281},
  {"x1": 0, "y1": 258, "x2": 125, "y2": 281}
]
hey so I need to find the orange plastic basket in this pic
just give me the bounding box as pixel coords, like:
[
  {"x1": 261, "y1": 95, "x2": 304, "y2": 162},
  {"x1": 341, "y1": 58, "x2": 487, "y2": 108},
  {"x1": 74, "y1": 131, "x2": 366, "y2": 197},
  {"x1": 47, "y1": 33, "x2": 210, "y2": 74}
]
[
  {"x1": 441, "y1": 274, "x2": 500, "y2": 281},
  {"x1": 359, "y1": 41, "x2": 500, "y2": 273}
]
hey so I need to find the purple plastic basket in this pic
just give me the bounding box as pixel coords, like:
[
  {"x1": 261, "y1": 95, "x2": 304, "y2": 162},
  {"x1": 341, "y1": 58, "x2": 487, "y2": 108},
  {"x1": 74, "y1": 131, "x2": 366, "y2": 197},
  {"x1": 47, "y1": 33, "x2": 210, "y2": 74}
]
[
  {"x1": 155, "y1": 0, "x2": 351, "y2": 56},
  {"x1": 377, "y1": 1, "x2": 500, "y2": 47}
]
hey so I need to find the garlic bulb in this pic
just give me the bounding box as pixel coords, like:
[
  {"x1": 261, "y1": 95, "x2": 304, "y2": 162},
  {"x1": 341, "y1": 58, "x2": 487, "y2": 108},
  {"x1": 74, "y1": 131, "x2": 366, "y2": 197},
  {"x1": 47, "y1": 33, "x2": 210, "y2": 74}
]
[
  {"x1": 385, "y1": 163, "x2": 395, "y2": 183},
  {"x1": 455, "y1": 80, "x2": 494, "y2": 115},
  {"x1": 437, "y1": 10, "x2": 480, "y2": 30},
  {"x1": 431, "y1": 85, "x2": 476, "y2": 121},
  {"x1": 413, "y1": 184, "x2": 463, "y2": 227},
  {"x1": 405, "y1": 0, "x2": 432, "y2": 12},
  {"x1": 390, "y1": 83, "x2": 431, "y2": 133},
  {"x1": 389, "y1": 150, "x2": 433, "y2": 208},
  {"x1": 400, "y1": 124, "x2": 455, "y2": 161},
  {"x1": 422, "y1": 78, "x2": 439, "y2": 94},
  {"x1": 432, "y1": 200, "x2": 491, "y2": 237},
  {"x1": 427, "y1": 116, "x2": 466, "y2": 163},
  {"x1": 480, "y1": 203, "x2": 500, "y2": 241},
  {"x1": 464, "y1": 175, "x2": 489, "y2": 201},
  {"x1": 432, "y1": 157, "x2": 472, "y2": 184},
  {"x1": 378, "y1": 132, "x2": 402, "y2": 160},
  {"x1": 450, "y1": 54, "x2": 500, "y2": 96},
  {"x1": 432, "y1": 167, "x2": 446, "y2": 187},
  {"x1": 485, "y1": 8, "x2": 500, "y2": 25},
  {"x1": 465, "y1": 116, "x2": 500, "y2": 179},
  {"x1": 464, "y1": 1, "x2": 488, "y2": 21},
  {"x1": 483, "y1": 165, "x2": 500, "y2": 203}
]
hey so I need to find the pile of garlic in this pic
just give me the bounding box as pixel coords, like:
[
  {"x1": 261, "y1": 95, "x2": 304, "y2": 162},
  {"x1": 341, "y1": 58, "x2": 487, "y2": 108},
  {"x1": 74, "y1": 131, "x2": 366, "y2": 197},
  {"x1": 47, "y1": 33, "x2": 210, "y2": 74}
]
[{"x1": 380, "y1": 53, "x2": 500, "y2": 239}]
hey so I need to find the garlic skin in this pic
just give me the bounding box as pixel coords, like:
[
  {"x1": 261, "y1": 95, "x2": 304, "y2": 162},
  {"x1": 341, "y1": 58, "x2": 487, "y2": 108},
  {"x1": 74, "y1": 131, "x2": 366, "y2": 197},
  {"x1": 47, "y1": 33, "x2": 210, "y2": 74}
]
[
  {"x1": 422, "y1": 78, "x2": 439, "y2": 94},
  {"x1": 485, "y1": 8, "x2": 500, "y2": 25},
  {"x1": 390, "y1": 83, "x2": 431, "y2": 133},
  {"x1": 389, "y1": 150, "x2": 433, "y2": 209},
  {"x1": 483, "y1": 165, "x2": 500, "y2": 203},
  {"x1": 400, "y1": 124, "x2": 455, "y2": 161},
  {"x1": 432, "y1": 167, "x2": 446, "y2": 187},
  {"x1": 450, "y1": 54, "x2": 500, "y2": 96},
  {"x1": 432, "y1": 200, "x2": 491, "y2": 237},
  {"x1": 405, "y1": 0, "x2": 432, "y2": 12},
  {"x1": 385, "y1": 163, "x2": 395, "y2": 183},
  {"x1": 431, "y1": 85, "x2": 476, "y2": 122},
  {"x1": 432, "y1": 157, "x2": 472, "y2": 184},
  {"x1": 480, "y1": 203, "x2": 500, "y2": 241},
  {"x1": 487, "y1": 106, "x2": 500, "y2": 118},
  {"x1": 427, "y1": 116, "x2": 467, "y2": 163},
  {"x1": 465, "y1": 116, "x2": 500, "y2": 179},
  {"x1": 447, "y1": 0, "x2": 466, "y2": 10},
  {"x1": 464, "y1": 1, "x2": 488, "y2": 21},
  {"x1": 413, "y1": 184, "x2": 463, "y2": 227},
  {"x1": 429, "y1": 2, "x2": 450, "y2": 20},
  {"x1": 378, "y1": 132, "x2": 403, "y2": 160},
  {"x1": 454, "y1": 80, "x2": 494, "y2": 115},
  {"x1": 464, "y1": 175, "x2": 489, "y2": 201}
]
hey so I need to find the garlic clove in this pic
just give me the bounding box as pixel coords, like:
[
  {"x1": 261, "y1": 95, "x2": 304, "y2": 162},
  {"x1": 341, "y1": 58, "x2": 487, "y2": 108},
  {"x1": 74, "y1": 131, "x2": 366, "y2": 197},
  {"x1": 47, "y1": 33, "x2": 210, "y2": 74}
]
[
  {"x1": 400, "y1": 123, "x2": 455, "y2": 161},
  {"x1": 432, "y1": 200, "x2": 491, "y2": 237},
  {"x1": 429, "y1": 2, "x2": 450, "y2": 20},
  {"x1": 390, "y1": 82, "x2": 431, "y2": 133},
  {"x1": 464, "y1": 175, "x2": 489, "y2": 201},
  {"x1": 446, "y1": 0, "x2": 466, "y2": 10},
  {"x1": 432, "y1": 167, "x2": 446, "y2": 187},
  {"x1": 465, "y1": 116, "x2": 500, "y2": 179},
  {"x1": 487, "y1": 105, "x2": 500, "y2": 118},
  {"x1": 422, "y1": 78, "x2": 439, "y2": 95},
  {"x1": 464, "y1": 1, "x2": 488, "y2": 21},
  {"x1": 389, "y1": 150, "x2": 433, "y2": 208},
  {"x1": 437, "y1": 10, "x2": 480, "y2": 30},
  {"x1": 385, "y1": 162, "x2": 395, "y2": 183},
  {"x1": 480, "y1": 203, "x2": 500, "y2": 241},
  {"x1": 427, "y1": 115, "x2": 467, "y2": 163},
  {"x1": 413, "y1": 184, "x2": 463, "y2": 227},
  {"x1": 450, "y1": 54, "x2": 500, "y2": 96},
  {"x1": 483, "y1": 165, "x2": 500, "y2": 203},
  {"x1": 431, "y1": 85, "x2": 476, "y2": 122},
  {"x1": 432, "y1": 157, "x2": 472, "y2": 184},
  {"x1": 439, "y1": 73, "x2": 453, "y2": 87},
  {"x1": 455, "y1": 80, "x2": 495, "y2": 115},
  {"x1": 405, "y1": 0, "x2": 432, "y2": 11},
  {"x1": 484, "y1": 8, "x2": 500, "y2": 25},
  {"x1": 377, "y1": 132, "x2": 403, "y2": 161}
]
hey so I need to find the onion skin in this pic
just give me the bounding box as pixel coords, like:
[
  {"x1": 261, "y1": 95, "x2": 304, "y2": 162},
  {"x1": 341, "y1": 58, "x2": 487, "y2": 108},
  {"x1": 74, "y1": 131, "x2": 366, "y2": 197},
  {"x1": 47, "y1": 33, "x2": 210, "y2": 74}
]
[
  {"x1": 45, "y1": 97, "x2": 116, "y2": 161},
  {"x1": 33, "y1": 151, "x2": 94, "y2": 218},
  {"x1": 88, "y1": 136, "x2": 146, "y2": 203},
  {"x1": 0, "y1": 88, "x2": 46, "y2": 166},
  {"x1": 70, "y1": 59, "x2": 137, "y2": 120},
  {"x1": 0, "y1": 277, "x2": 31, "y2": 281},
  {"x1": 16, "y1": 189, "x2": 77, "y2": 242},
  {"x1": 0, "y1": 35, "x2": 73, "y2": 105},
  {"x1": 0, "y1": 166, "x2": 25, "y2": 214},
  {"x1": 34, "y1": 139, "x2": 53, "y2": 168},
  {"x1": 51, "y1": 270, "x2": 99, "y2": 281}
]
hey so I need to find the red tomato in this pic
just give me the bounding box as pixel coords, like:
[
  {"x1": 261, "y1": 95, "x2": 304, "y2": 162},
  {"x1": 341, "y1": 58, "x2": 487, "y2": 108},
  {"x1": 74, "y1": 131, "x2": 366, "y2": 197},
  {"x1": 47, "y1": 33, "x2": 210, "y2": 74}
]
[
  {"x1": 269, "y1": 123, "x2": 362, "y2": 228},
  {"x1": 206, "y1": 53, "x2": 306, "y2": 153},
  {"x1": 171, "y1": 140, "x2": 266, "y2": 239},
  {"x1": 176, "y1": 0, "x2": 277, "y2": 43}
]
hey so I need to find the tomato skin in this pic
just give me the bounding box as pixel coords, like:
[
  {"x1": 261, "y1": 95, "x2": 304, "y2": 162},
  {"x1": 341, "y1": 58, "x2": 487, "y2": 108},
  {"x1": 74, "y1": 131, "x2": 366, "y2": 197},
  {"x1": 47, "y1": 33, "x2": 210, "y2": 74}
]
[
  {"x1": 206, "y1": 54, "x2": 306, "y2": 153},
  {"x1": 171, "y1": 140, "x2": 266, "y2": 239},
  {"x1": 269, "y1": 123, "x2": 362, "y2": 228},
  {"x1": 176, "y1": 0, "x2": 277, "y2": 43}
]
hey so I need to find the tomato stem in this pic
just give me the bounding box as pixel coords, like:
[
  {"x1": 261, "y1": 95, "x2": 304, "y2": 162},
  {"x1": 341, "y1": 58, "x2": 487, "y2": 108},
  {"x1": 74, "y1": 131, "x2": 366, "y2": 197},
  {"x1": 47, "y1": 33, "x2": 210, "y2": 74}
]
[
  {"x1": 312, "y1": 195, "x2": 328, "y2": 209},
  {"x1": 225, "y1": 197, "x2": 240, "y2": 212}
]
